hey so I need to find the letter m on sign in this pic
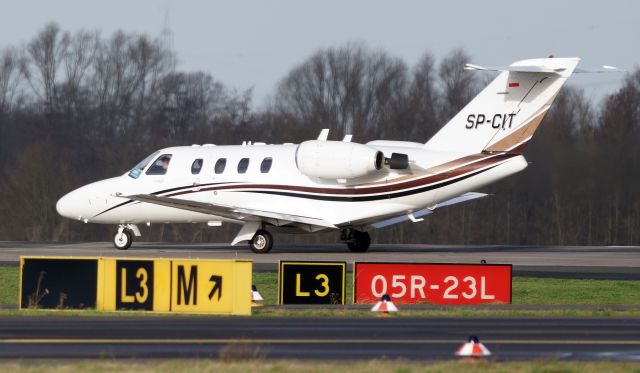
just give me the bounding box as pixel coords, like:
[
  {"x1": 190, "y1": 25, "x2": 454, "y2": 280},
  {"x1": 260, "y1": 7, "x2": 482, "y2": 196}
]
[{"x1": 177, "y1": 265, "x2": 197, "y2": 305}]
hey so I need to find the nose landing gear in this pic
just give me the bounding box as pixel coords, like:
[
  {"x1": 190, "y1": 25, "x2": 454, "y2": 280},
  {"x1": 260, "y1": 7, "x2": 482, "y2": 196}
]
[
  {"x1": 113, "y1": 224, "x2": 140, "y2": 250},
  {"x1": 113, "y1": 228, "x2": 132, "y2": 250}
]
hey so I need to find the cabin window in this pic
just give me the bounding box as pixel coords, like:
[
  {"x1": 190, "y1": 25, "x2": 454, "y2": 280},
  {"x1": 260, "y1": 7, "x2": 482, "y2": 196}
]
[
  {"x1": 237, "y1": 158, "x2": 250, "y2": 174},
  {"x1": 128, "y1": 151, "x2": 160, "y2": 179},
  {"x1": 260, "y1": 157, "x2": 273, "y2": 173},
  {"x1": 191, "y1": 159, "x2": 203, "y2": 175},
  {"x1": 214, "y1": 158, "x2": 227, "y2": 174},
  {"x1": 146, "y1": 154, "x2": 172, "y2": 175}
]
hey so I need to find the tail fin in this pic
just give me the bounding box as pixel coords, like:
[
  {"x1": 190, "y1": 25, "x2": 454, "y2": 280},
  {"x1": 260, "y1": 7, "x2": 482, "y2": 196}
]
[{"x1": 425, "y1": 57, "x2": 580, "y2": 154}]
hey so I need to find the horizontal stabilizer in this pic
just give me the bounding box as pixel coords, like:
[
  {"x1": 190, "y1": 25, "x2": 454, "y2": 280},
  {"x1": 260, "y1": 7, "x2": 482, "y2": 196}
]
[
  {"x1": 467, "y1": 63, "x2": 624, "y2": 75},
  {"x1": 370, "y1": 192, "x2": 488, "y2": 228},
  {"x1": 574, "y1": 65, "x2": 624, "y2": 73},
  {"x1": 464, "y1": 63, "x2": 562, "y2": 74}
]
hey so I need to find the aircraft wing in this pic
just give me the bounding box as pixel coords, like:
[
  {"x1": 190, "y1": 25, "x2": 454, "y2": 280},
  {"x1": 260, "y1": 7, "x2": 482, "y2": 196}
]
[
  {"x1": 369, "y1": 192, "x2": 489, "y2": 228},
  {"x1": 125, "y1": 194, "x2": 337, "y2": 229}
]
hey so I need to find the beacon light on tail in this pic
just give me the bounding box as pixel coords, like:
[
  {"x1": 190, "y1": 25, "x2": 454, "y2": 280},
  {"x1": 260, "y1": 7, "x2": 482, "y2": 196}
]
[{"x1": 56, "y1": 57, "x2": 610, "y2": 253}]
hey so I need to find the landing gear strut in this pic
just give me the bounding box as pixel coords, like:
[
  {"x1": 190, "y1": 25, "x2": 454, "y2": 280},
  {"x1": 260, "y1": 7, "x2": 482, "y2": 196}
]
[
  {"x1": 250, "y1": 229, "x2": 273, "y2": 254},
  {"x1": 113, "y1": 226, "x2": 133, "y2": 250},
  {"x1": 341, "y1": 229, "x2": 371, "y2": 253}
]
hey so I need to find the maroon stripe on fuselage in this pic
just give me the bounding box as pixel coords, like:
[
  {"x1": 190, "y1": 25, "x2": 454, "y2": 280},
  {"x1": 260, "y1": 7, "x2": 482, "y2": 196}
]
[{"x1": 164, "y1": 153, "x2": 516, "y2": 198}]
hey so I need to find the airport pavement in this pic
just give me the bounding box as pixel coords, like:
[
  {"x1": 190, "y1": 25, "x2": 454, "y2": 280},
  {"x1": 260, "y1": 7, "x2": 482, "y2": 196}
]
[
  {"x1": 1, "y1": 316, "x2": 639, "y2": 360},
  {"x1": 0, "y1": 241, "x2": 638, "y2": 278}
]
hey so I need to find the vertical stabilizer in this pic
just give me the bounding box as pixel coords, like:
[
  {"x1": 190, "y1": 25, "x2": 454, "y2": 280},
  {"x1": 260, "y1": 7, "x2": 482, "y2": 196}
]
[{"x1": 425, "y1": 57, "x2": 580, "y2": 154}]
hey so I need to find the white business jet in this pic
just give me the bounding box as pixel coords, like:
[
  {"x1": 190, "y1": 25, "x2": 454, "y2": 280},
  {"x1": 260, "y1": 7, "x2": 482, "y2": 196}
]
[{"x1": 56, "y1": 57, "x2": 609, "y2": 253}]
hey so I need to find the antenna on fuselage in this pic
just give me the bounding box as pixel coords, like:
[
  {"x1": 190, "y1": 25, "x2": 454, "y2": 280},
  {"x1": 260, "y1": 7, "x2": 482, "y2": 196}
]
[{"x1": 317, "y1": 129, "x2": 329, "y2": 141}]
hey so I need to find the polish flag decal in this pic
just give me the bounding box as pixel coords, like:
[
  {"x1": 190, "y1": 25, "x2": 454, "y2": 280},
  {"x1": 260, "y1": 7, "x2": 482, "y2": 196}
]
[{"x1": 508, "y1": 82, "x2": 520, "y2": 88}]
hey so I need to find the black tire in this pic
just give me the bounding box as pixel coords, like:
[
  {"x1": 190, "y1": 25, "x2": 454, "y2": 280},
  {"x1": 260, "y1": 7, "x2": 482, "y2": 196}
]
[
  {"x1": 347, "y1": 231, "x2": 370, "y2": 252},
  {"x1": 250, "y1": 230, "x2": 273, "y2": 254},
  {"x1": 113, "y1": 229, "x2": 133, "y2": 250}
]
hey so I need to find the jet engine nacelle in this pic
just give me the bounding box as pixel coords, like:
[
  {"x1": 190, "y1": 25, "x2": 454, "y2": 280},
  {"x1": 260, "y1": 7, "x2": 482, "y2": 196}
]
[{"x1": 296, "y1": 140, "x2": 384, "y2": 180}]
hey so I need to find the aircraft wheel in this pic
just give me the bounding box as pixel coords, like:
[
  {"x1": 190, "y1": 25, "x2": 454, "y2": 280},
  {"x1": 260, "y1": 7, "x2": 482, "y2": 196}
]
[
  {"x1": 113, "y1": 229, "x2": 133, "y2": 250},
  {"x1": 347, "y1": 231, "x2": 370, "y2": 252},
  {"x1": 250, "y1": 230, "x2": 273, "y2": 254}
]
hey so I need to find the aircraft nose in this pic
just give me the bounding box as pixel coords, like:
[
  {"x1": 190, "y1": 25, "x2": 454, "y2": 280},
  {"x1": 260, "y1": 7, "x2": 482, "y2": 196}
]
[
  {"x1": 56, "y1": 178, "x2": 123, "y2": 221},
  {"x1": 56, "y1": 190, "x2": 84, "y2": 220}
]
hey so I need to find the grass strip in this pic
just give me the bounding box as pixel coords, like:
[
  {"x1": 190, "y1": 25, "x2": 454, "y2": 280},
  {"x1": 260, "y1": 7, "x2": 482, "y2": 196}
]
[{"x1": 0, "y1": 359, "x2": 639, "y2": 373}]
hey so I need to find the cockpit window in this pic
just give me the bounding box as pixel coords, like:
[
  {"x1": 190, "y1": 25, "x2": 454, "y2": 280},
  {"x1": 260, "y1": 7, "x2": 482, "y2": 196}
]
[
  {"x1": 146, "y1": 154, "x2": 173, "y2": 175},
  {"x1": 191, "y1": 159, "x2": 203, "y2": 175},
  {"x1": 128, "y1": 151, "x2": 160, "y2": 179}
]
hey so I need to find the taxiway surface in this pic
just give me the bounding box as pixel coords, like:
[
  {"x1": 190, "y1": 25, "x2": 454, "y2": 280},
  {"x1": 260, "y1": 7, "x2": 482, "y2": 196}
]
[
  {"x1": 1, "y1": 242, "x2": 638, "y2": 278},
  {"x1": 1, "y1": 316, "x2": 639, "y2": 360}
]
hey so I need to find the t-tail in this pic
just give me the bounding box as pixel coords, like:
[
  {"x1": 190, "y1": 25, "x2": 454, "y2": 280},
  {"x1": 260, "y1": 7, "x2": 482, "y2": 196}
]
[{"x1": 425, "y1": 57, "x2": 580, "y2": 154}]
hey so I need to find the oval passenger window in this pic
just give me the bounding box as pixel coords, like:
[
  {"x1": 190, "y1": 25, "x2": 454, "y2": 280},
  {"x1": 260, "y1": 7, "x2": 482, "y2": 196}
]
[
  {"x1": 260, "y1": 157, "x2": 273, "y2": 173},
  {"x1": 191, "y1": 159, "x2": 203, "y2": 175},
  {"x1": 237, "y1": 158, "x2": 250, "y2": 174},
  {"x1": 214, "y1": 158, "x2": 227, "y2": 174}
]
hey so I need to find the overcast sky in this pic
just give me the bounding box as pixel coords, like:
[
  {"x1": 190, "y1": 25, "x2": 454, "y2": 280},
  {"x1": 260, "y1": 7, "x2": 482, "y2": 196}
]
[{"x1": 0, "y1": 0, "x2": 637, "y2": 108}]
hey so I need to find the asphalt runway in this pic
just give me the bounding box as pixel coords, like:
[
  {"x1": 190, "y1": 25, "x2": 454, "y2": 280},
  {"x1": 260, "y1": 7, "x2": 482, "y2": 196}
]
[
  {"x1": 1, "y1": 241, "x2": 638, "y2": 279},
  {"x1": 1, "y1": 316, "x2": 639, "y2": 361}
]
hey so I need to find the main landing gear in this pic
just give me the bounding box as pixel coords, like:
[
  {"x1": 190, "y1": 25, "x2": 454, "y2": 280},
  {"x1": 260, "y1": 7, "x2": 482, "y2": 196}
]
[
  {"x1": 341, "y1": 228, "x2": 371, "y2": 253},
  {"x1": 249, "y1": 229, "x2": 274, "y2": 254},
  {"x1": 113, "y1": 224, "x2": 140, "y2": 250}
]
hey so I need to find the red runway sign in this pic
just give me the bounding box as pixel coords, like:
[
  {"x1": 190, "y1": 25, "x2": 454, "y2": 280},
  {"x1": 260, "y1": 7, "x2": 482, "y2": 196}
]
[{"x1": 354, "y1": 263, "x2": 511, "y2": 305}]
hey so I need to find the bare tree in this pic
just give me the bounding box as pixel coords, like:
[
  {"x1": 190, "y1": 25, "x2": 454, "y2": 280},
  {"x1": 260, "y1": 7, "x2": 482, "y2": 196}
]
[
  {"x1": 275, "y1": 42, "x2": 408, "y2": 140},
  {"x1": 0, "y1": 47, "x2": 24, "y2": 165},
  {"x1": 404, "y1": 52, "x2": 439, "y2": 140},
  {"x1": 60, "y1": 30, "x2": 98, "y2": 104},
  {"x1": 64, "y1": 31, "x2": 97, "y2": 88},
  {"x1": 438, "y1": 49, "x2": 479, "y2": 123},
  {"x1": 21, "y1": 22, "x2": 70, "y2": 112},
  {"x1": 0, "y1": 47, "x2": 22, "y2": 115}
]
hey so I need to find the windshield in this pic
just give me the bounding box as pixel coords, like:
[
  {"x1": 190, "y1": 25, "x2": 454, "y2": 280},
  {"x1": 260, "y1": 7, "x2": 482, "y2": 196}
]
[
  {"x1": 146, "y1": 154, "x2": 172, "y2": 175},
  {"x1": 128, "y1": 151, "x2": 160, "y2": 179}
]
